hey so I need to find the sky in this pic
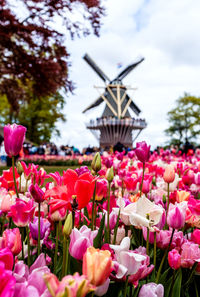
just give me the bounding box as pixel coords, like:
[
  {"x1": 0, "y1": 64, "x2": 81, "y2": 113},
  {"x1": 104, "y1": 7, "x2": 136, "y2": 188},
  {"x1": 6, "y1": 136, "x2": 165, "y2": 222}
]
[{"x1": 53, "y1": 0, "x2": 200, "y2": 150}]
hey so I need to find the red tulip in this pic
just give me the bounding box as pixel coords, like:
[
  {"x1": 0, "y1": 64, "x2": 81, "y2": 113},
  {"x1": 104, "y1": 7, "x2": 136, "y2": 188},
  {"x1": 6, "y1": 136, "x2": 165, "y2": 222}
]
[
  {"x1": 4, "y1": 123, "x2": 26, "y2": 157},
  {"x1": 45, "y1": 169, "x2": 95, "y2": 210}
]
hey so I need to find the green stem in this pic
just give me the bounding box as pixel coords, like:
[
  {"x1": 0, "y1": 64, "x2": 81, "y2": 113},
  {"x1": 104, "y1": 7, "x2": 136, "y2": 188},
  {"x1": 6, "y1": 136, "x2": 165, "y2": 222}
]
[
  {"x1": 169, "y1": 269, "x2": 176, "y2": 297},
  {"x1": 140, "y1": 162, "x2": 145, "y2": 196},
  {"x1": 21, "y1": 227, "x2": 24, "y2": 260},
  {"x1": 123, "y1": 275, "x2": 129, "y2": 297},
  {"x1": 146, "y1": 227, "x2": 149, "y2": 256},
  {"x1": 54, "y1": 222, "x2": 59, "y2": 273},
  {"x1": 153, "y1": 232, "x2": 157, "y2": 274},
  {"x1": 65, "y1": 237, "x2": 69, "y2": 276},
  {"x1": 167, "y1": 183, "x2": 170, "y2": 215},
  {"x1": 184, "y1": 262, "x2": 198, "y2": 287},
  {"x1": 26, "y1": 226, "x2": 31, "y2": 266},
  {"x1": 156, "y1": 229, "x2": 175, "y2": 283},
  {"x1": 38, "y1": 202, "x2": 41, "y2": 256},
  {"x1": 19, "y1": 175, "x2": 21, "y2": 193},
  {"x1": 12, "y1": 157, "x2": 19, "y2": 198},
  {"x1": 91, "y1": 180, "x2": 97, "y2": 231},
  {"x1": 62, "y1": 236, "x2": 69, "y2": 278},
  {"x1": 107, "y1": 182, "x2": 111, "y2": 243}
]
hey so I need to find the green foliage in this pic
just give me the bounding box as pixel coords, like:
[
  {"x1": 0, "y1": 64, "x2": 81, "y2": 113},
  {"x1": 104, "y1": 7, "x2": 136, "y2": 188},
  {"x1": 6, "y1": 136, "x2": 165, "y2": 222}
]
[
  {"x1": 0, "y1": 92, "x2": 66, "y2": 144},
  {"x1": 165, "y1": 93, "x2": 200, "y2": 146}
]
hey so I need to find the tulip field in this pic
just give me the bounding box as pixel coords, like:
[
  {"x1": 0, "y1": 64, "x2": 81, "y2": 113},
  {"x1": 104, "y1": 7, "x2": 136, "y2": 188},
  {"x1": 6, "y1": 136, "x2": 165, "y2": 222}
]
[{"x1": 1, "y1": 124, "x2": 200, "y2": 297}]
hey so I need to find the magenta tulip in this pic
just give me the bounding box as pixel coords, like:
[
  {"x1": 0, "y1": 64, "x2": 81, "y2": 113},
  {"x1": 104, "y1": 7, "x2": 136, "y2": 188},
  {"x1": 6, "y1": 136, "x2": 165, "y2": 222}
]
[
  {"x1": 4, "y1": 124, "x2": 26, "y2": 157},
  {"x1": 0, "y1": 262, "x2": 16, "y2": 297},
  {"x1": 9, "y1": 198, "x2": 35, "y2": 227},
  {"x1": 135, "y1": 141, "x2": 151, "y2": 163},
  {"x1": 168, "y1": 249, "x2": 181, "y2": 270},
  {"x1": 0, "y1": 248, "x2": 14, "y2": 270},
  {"x1": 29, "y1": 184, "x2": 45, "y2": 203}
]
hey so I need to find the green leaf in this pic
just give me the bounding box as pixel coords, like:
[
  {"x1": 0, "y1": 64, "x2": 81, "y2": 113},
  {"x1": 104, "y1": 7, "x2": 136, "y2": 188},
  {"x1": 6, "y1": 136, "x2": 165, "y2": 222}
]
[
  {"x1": 93, "y1": 214, "x2": 105, "y2": 248},
  {"x1": 159, "y1": 267, "x2": 171, "y2": 285},
  {"x1": 171, "y1": 269, "x2": 182, "y2": 297},
  {"x1": 113, "y1": 210, "x2": 120, "y2": 244}
]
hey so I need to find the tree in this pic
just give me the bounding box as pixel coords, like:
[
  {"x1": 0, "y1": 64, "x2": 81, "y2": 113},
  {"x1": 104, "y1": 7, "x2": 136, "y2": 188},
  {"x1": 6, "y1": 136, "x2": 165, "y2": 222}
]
[
  {"x1": 0, "y1": 0, "x2": 104, "y2": 116},
  {"x1": 165, "y1": 94, "x2": 200, "y2": 146},
  {"x1": 0, "y1": 91, "x2": 66, "y2": 144}
]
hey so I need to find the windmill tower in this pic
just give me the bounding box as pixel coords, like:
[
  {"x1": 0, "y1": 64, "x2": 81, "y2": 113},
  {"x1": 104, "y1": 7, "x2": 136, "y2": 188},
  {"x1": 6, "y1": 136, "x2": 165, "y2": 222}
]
[{"x1": 83, "y1": 54, "x2": 147, "y2": 148}]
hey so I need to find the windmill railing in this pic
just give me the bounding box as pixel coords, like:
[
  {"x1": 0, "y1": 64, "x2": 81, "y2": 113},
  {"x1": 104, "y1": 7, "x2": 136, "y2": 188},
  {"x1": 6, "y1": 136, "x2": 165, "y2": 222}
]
[{"x1": 86, "y1": 117, "x2": 147, "y2": 130}]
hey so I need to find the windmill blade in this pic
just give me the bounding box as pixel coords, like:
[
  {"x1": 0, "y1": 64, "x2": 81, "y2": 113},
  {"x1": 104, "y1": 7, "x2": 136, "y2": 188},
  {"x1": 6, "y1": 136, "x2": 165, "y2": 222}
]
[
  {"x1": 83, "y1": 54, "x2": 110, "y2": 82},
  {"x1": 114, "y1": 57, "x2": 144, "y2": 81},
  {"x1": 129, "y1": 99, "x2": 141, "y2": 115},
  {"x1": 83, "y1": 96, "x2": 103, "y2": 113}
]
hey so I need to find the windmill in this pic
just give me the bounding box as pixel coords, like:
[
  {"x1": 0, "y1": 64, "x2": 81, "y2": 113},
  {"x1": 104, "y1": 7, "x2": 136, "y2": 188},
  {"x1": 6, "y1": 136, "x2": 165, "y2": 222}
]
[{"x1": 83, "y1": 53, "x2": 147, "y2": 148}]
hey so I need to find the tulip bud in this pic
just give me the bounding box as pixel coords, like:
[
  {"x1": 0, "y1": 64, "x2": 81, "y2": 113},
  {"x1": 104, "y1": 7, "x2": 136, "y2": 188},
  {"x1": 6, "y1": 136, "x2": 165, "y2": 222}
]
[
  {"x1": 63, "y1": 212, "x2": 72, "y2": 237},
  {"x1": 162, "y1": 194, "x2": 166, "y2": 204},
  {"x1": 91, "y1": 152, "x2": 101, "y2": 172},
  {"x1": 17, "y1": 161, "x2": 24, "y2": 175},
  {"x1": 106, "y1": 167, "x2": 114, "y2": 183},
  {"x1": 163, "y1": 165, "x2": 175, "y2": 184}
]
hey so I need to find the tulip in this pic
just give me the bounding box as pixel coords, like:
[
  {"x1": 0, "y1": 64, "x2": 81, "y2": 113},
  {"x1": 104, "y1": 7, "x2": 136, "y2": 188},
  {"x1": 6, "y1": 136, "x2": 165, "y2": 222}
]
[
  {"x1": 95, "y1": 179, "x2": 108, "y2": 201},
  {"x1": 4, "y1": 123, "x2": 26, "y2": 157},
  {"x1": 135, "y1": 141, "x2": 150, "y2": 163},
  {"x1": 83, "y1": 247, "x2": 112, "y2": 286},
  {"x1": 91, "y1": 152, "x2": 101, "y2": 172},
  {"x1": 44, "y1": 272, "x2": 95, "y2": 297},
  {"x1": 163, "y1": 165, "x2": 175, "y2": 184},
  {"x1": 180, "y1": 241, "x2": 200, "y2": 268},
  {"x1": 29, "y1": 184, "x2": 44, "y2": 203},
  {"x1": 188, "y1": 198, "x2": 200, "y2": 216},
  {"x1": 13, "y1": 253, "x2": 50, "y2": 296},
  {"x1": 0, "y1": 262, "x2": 16, "y2": 297},
  {"x1": 138, "y1": 283, "x2": 164, "y2": 297},
  {"x1": 69, "y1": 226, "x2": 97, "y2": 260},
  {"x1": 0, "y1": 248, "x2": 14, "y2": 270},
  {"x1": 9, "y1": 198, "x2": 35, "y2": 227},
  {"x1": 168, "y1": 249, "x2": 181, "y2": 270},
  {"x1": 2, "y1": 228, "x2": 22, "y2": 255},
  {"x1": 29, "y1": 217, "x2": 50, "y2": 241},
  {"x1": 167, "y1": 203, "x2": 186, "y2": 229},
  {"x1": 191, "y1": 229, "x2": 200, "y2": 245}
]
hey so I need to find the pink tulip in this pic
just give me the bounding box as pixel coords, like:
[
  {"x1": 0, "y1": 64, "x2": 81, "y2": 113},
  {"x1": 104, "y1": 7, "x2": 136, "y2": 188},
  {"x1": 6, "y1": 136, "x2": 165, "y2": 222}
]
[
  {"x1": 2, "y1": 228, "x2": 22, "y2": 255},
  {"x1": 4, "y1": 123, "x2": 26, "y2": 157},
  {"x1": 135, "y1": 141, "x2": 150, "y2": 163},
  {"x1": 9, "y1": 198, "x2": 35, "y2": 227},
  {"x1": 13, "y1": 253, "x2": 50, "y2": 296},
  {"x1": 167, "y1": 203, "x2": 186, "y2": 229},
  {"x1": 163, "y1": 165, "x2": 175, "y2": 184},
  {"x1": 44, "y1": 272, "x2": 95, "y2": 297},
  {"x1": 69, "y1": 226, "x2": 97, "y2": 260},
  {"x1": 0, "y1": 262, "x2": 16, "y2": 297},
  {"x1": 138, "y1": 283, "x2": 164, "y2": 297},
  {"x1": 188, "y1": 198, "x2": 200, "y2": 216},
  {"x1": 191, "y1": 229, "x2": 200, "y2": 245},
  {"x1": 168, "y1": 249, "x2": 181, "y2": 269},
  {"x1": 95, "y1": 179, "x2": 108, "y2": 201},
  {"x1": 0, "y1": 248, "x2": 13, "y2": 270},
  {"x1": 29, "y1": 184, "x2": 45, "y2": 203},
  {"x1": 180, "y1": 241, "x2": 200, "y2": 268}
]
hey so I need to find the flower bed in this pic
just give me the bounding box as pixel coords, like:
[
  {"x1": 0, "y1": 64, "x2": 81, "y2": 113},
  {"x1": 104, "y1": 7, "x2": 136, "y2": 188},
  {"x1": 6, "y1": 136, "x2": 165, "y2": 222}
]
[{"x1": 0, "y1": 124, "x2": 200, "y2": 297}]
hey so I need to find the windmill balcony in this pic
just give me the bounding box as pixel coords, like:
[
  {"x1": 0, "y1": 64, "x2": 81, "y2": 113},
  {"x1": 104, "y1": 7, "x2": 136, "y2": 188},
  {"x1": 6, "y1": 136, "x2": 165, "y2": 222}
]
[{"x1": 86, "y1": 117, "x2": 147, "y2": 130}]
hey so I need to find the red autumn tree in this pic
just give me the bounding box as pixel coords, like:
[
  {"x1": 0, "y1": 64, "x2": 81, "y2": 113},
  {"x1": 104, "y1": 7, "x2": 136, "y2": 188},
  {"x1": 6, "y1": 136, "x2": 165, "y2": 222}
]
[{"x1": 0, "y1": 0, "x2": 104, "y2": 119}]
